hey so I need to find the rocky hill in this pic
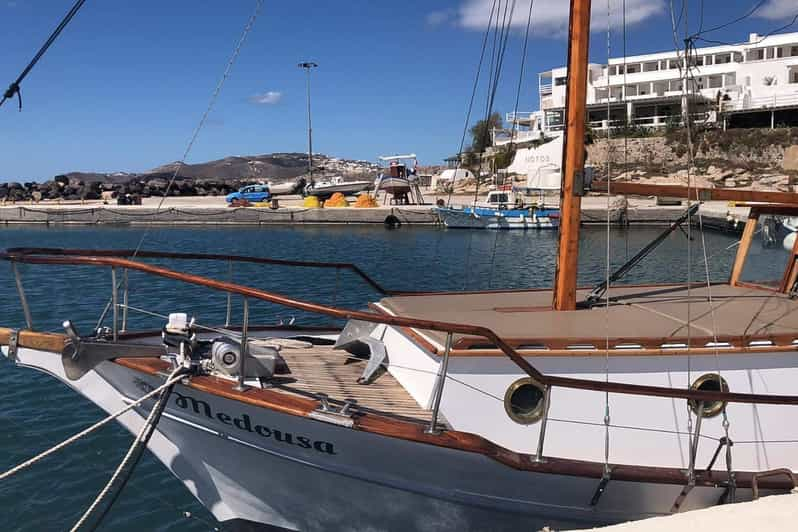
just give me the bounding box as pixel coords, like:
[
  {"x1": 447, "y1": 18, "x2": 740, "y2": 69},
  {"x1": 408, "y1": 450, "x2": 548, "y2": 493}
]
[{"x1": 0, "y1": 153, "x2": 381, "y2": 201}]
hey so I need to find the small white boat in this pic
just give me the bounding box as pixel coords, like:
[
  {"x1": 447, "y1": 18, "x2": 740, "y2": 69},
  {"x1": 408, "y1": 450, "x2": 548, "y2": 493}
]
[
  {"x1": 304, "y1": 176, "x2": 373, "y2": 199},
  {"x1": 267, "y1": 177, "x2": 305, "y2": 196}
]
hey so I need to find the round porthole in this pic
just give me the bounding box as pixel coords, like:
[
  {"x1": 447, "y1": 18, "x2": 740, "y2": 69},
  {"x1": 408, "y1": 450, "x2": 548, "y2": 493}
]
[
  {"x1": 504, "y1": 378, "x2": 547, "y2": 425},
  {"x1": 688, "y1": 373, "x2": 729, "y2": 418}
]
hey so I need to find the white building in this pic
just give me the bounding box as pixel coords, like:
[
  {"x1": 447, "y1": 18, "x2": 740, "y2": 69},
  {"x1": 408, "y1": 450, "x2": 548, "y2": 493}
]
[{"x1": 503, "y1": 31, "x2": 798, "y2": 138}]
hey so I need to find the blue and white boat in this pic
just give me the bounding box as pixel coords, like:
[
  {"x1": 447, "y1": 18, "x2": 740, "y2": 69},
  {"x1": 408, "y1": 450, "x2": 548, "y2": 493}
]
[
  {"x1": 438, "y1": 167, "x2": 561, "y2": 230},
  {"x1": 437, "y1": 201, "x2": 560, "y2": 229}
]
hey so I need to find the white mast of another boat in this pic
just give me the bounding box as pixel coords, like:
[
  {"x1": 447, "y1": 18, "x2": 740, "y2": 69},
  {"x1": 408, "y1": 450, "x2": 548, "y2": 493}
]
[{"x1": 298, "y1": 61, "x2": 318, "y2": 186}]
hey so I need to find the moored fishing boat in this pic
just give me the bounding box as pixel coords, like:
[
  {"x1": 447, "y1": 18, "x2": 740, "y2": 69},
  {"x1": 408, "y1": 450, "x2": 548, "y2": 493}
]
[{"x1": 438, "y1": 188, "x2": 560, "y2": 229}]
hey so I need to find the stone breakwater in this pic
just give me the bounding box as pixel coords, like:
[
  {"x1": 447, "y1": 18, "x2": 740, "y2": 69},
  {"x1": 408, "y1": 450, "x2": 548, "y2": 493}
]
[
  {"x1": 1, "y1": 152, "x2": 383, "y2": 202},
  {"x1": 0, "y1": 176, "x2": 261, "y2": 202}
]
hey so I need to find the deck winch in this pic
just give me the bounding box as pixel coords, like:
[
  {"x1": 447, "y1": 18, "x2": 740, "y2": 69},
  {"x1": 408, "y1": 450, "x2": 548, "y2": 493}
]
[{"x1": 162, "y1": 313, "x2": 287, "y2": 380}]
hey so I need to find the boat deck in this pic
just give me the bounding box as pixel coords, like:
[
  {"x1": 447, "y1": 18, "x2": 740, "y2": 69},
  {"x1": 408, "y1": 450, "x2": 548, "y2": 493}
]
[
  {"x1": 375, "y1": 283, "x2": 798, "y2": 351},
  {"x1": 273, "y1": 344, "x2": 433, "y2": 424}
]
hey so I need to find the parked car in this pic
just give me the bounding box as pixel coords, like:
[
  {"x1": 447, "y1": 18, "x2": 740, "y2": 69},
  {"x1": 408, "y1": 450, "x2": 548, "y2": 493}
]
[{"x1": 226, "y1": 184, "x2": 271, "y2": 203}]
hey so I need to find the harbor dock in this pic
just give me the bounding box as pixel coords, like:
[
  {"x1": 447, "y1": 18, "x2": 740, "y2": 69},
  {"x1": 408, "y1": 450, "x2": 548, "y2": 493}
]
[{"x1": 0, "y1": 194, "x2": 750, "y2": 233}]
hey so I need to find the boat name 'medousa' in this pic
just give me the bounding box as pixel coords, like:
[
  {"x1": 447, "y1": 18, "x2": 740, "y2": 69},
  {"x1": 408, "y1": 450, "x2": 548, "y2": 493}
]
[{"x1": 173, "y1": 391, "x2": 336, "y2": 455}]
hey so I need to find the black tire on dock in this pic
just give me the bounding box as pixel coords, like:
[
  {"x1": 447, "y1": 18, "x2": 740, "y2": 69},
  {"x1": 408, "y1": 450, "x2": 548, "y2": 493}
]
[{"x1": 384, "y1": 214, "x2": 401, "y2": 229}]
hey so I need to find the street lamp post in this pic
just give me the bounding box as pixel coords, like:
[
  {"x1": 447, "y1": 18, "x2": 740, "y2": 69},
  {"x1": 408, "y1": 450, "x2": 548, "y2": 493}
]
[{"x1": 298, "y1": 61, "x2": 318, "y2": 184}]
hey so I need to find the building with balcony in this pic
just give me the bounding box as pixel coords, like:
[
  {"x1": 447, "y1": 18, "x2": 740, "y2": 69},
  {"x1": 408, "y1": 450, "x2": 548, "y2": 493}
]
[{"x1": 500, "y1": 31, "x2": 798, "y2": 141}]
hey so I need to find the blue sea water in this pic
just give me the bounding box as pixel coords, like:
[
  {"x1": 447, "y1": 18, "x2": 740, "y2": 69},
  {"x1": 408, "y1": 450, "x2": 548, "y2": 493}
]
[{"x1": 0, "y1": 223, "x2": 761, "y2": 530}]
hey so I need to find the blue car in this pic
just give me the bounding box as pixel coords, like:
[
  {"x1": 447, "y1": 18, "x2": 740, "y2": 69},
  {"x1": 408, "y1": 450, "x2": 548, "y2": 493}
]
[{"x1": 226, "y1": 184, "x2": 271, "y2": 203}]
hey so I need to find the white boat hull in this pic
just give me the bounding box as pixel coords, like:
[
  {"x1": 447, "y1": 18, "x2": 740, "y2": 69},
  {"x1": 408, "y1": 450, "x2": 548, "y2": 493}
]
[
  {"x1": 438, "y1": 208, "x2": 558, "y2": 230},
  {"x1": 4, "y1": 344, "x2": 764, "y2": 531},
  {"x1": 306, "y1": 181, "x2": 373, "y2": 198}
]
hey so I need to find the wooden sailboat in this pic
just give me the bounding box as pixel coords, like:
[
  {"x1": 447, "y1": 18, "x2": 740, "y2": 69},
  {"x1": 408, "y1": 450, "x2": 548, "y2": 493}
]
[{"x1": 5, "y1": 1, "x2": 798, "y2": 530}]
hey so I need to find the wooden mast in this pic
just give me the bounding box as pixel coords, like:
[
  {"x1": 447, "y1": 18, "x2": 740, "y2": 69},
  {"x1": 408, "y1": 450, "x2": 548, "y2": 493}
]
[{"x1": 553, "y1": 0, "x2": 592, "y2": 311}]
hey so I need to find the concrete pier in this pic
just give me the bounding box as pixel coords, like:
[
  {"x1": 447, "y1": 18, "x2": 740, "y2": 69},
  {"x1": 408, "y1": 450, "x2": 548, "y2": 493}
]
[{"x1": 0, "y1": 195, "x2": 750, "y2": 233}]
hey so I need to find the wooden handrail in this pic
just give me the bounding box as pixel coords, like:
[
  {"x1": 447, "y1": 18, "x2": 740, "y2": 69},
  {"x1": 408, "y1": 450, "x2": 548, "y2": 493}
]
[
  {"x1": 4, "y1": 249, "x2": 798, "y2": 406},
  {"x1": 5, "y1": 247, "x2": 409, "y2": 296},
  {"x1": 592, "y1": 181, "x2": 798, "y2": 204}
]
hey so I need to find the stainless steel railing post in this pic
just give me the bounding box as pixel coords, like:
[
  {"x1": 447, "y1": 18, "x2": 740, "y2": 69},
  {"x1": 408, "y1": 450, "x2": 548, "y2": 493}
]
[
  {"x1": 426, "y1": 332, "x2": 453, "y2": 435},
  {"x1": 11, "y1": 261, "x2": 33, "y2": 330},
  {"x1": 225, "y1": 260, "x2": 233, "y2": 327},
  {"x1": 121, "y1": 268, "x2": 129, "y2": 332},
  {"x1": 233, "y1": 297, "x2": 250, "y2": 392},
  {"x1": 111, "y1": 267, "x2": 118, "y2": 341},
  {"x1": 535, "y1": 385, "x2": 552, "y2": 462},
  {"x1": 687, "y1": 403, "x2": 704, "y2": 484}
]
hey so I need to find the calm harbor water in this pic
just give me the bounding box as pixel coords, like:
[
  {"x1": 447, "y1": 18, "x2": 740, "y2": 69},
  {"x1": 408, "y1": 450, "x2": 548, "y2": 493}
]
[{"x1": 0, "y1": 223, "x2": 767, "y2": 530}]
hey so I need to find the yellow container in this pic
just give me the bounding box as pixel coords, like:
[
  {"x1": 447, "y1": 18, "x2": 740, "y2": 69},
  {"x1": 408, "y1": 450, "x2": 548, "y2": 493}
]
[{"x1": 303, "y1": 196, "x2": 321, "y2": 208}]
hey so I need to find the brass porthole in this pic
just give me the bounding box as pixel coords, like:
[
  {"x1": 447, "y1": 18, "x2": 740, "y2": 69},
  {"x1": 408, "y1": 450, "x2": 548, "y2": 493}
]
[
  {"x1": 688, "y1": 373, "x2": 729, "y2": 418},
  {"x1": 504, "y1": 378, "x2": 546, "y2": 425}
]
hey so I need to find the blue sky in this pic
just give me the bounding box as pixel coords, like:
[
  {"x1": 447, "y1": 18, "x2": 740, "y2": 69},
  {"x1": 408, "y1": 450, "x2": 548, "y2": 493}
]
[{"x1": 0, "y1": 0, "x2": 795, "y2": 180}]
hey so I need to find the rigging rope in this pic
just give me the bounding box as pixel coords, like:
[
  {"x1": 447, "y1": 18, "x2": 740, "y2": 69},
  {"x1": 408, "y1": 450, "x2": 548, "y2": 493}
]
[
  {"x1": 488, "y1": 0, "x2": 535, "y2": 285},
  {"x1": 601, "y1": 0, "x2": 615, "y2": 483},
  {"x1": 91, "y1": 0, "x2": 264, "y2": 332},
  {"x1": 71, "y1": 365, "x2": 189, "y2": 532},
  {"x1": 509, "y1": 0, "x2": 536, "y2": 150},
  {"x1": 1, "y1": 0, "x2": 88, "y2": 110},
  {"x1": 446, "y1": 0, "x2": 499, "y2": 207},
  {"x1": 129, "y1": 0, "x2": 264, "y2": 260},
  {"x1": 0, "y1": 369, "x2": 187, "y2": 482},
  {"x1": 473, "y1": 0, "x2": 517, "y2": 208}
]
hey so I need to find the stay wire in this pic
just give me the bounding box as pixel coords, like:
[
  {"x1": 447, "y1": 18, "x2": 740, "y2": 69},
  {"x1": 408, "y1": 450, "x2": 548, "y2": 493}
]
[
  {"x1": 474, "y1": 0, "x2": 517, "y2": 206},
  {"x1": 695, "y1": 12, "x2": 798, "y2": 46},
  {"x1": 509, "y1": 0, "x2": 536, "y2": 150},
  {"x1": 130, "y1": 0, "x2": 264, "y2": 260},
  {"x1": 447, "y1": 0, "x2": 499, "y2": 207},
  {"x1": 602, "y1": 0, "x2": 614, "y2": 480},
  {"x1": 693, "y1": 0, "x2": 767, "y2": 38},
  {"x1": 624, "y1": 0, "x2": 629, "y2": 260},
  {"x1": 474, "y1": 0, "x2": 506, "y2": 206},
  {"x1": 91, "y1": 0, "x2": 264, "y2": 327},
  {"x1": 1, "y1": 0, "x2": 89, "y2": 110}
]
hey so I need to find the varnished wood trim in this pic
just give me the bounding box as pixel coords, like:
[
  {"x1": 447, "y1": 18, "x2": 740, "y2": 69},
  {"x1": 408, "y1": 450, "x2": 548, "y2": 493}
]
[
  {"x1": 6, "y1": 252, "x2": 798, "y2": 406},
  {"x1": 449, "y1": 343, "x2": 798, "y2": 357},
  {"x1": 113, "y1": 357, "x2": 796, "y2": 490},
  {"x1": 730, "y1": 212, "x2": 759, "y2": 286},
  {"x1": 493, "y1": 306, "x2": 553, "y2": 313},
  {"x1": 451, "y1": 332, "x2": 798, "y2": 352},
  {"x1": 118, "y1": 324, "x2": 340, "y2": 341},
  {"x1": 736, "y1": 281, "x2": 783, "y2": 293},
  {"x1": 781, "y1": 227, "x2": 798, "y2": 292},
  {"x1": 593, "y1": 181, "x2": 798, "y2": 204},
  {"x1": 731, "y1": 203, "x2": 798, "y2": 216},
  {"x1": 0, "y1": 327, "x2": 66, "y2": 353}
]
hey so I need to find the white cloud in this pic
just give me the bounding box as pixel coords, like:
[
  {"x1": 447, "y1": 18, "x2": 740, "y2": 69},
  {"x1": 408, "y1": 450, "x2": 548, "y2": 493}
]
[
  {"x1": 432, "y1": 0, "x2": 664, "y2": 37},
  {"x1": 427, "y1": 8, "x2": 456, "y2": 26},
  {"x1": 757, "y1": 0, "x2": 797, "y2": 21},
  {"x1": 249, "y1": 91, "x2": 282, "y2": 105}
]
